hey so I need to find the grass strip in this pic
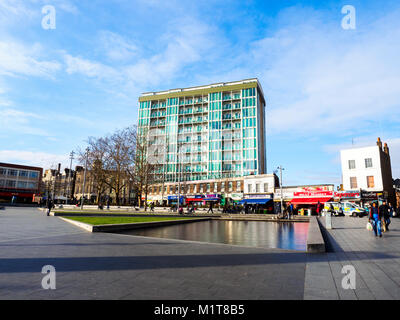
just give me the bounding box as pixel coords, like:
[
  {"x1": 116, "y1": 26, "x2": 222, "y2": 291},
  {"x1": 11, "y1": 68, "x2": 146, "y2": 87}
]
[{"x1": 63, "y1": 216, "x2": 194, "y2": 225}]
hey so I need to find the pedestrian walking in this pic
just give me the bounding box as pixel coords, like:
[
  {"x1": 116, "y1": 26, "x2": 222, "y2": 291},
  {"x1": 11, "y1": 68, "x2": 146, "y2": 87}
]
[
  {"x1": 369, "y1": 202, "x2": 383, "y2": 237},
  {"x1": 287, "y1": 202, "x2": 294, "y2": 219},
  {"x1": 46, "y1": 198, "x2": 53, "y2": 216},
  {"x1": 379, "y1": 200, "x2": 391, "y2": 231},
  {"x1": 388, "y1": 203, "x2": 394, "y2": 217},
  {"x1": 150, "y1": 202, "x2": 155, "y2": 212},
  {"x1": 207, "y1": 202, "x2": 214, "y2": 214},
  {"x1": 316, "y1": 201, "x2": 322, "y2": 217}
]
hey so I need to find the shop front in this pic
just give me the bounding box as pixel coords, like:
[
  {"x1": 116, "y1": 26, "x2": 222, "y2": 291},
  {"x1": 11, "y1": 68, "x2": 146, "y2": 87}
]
[
  {"x1": 239, "y1": 194, "x2": 274, "y2": 213},
  {"x1": 203, "y1": 194, "x2": 221, "y2": 204},
  {"x1": 167, "y1": 195, "x2": 185, "y2": 205},
  {"x1": 290, "y1": 191, "x2": 334, "y2": 215},
  {"x1": 185, "y1": 195, "x2": 204, "y2": 206},
  {"x1": 227, "y1": 193, "x2": 244, "y2": 203}
]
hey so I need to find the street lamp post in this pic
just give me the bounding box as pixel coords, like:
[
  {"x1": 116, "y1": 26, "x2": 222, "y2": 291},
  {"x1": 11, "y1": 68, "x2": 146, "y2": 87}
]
[
  {"x1": 177, "y1": 142, "x2": 181, "y2": 213},
  {"x1": 81, "y1": 147, "x2": 89, "y2": 210},
  {"x1": 66, "y1": 151, "x2": 74, "y2": 205}
]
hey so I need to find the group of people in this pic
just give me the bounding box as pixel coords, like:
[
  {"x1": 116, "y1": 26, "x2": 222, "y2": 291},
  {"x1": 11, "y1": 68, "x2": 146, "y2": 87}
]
[{"x1": 369, "y1": 200, "x2": 394, "y2": 237}]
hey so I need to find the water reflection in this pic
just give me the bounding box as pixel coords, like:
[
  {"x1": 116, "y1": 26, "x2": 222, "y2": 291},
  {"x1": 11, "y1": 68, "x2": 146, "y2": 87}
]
[{"x1": 117, "y1": 220, "x2": 309, "y2": 251}]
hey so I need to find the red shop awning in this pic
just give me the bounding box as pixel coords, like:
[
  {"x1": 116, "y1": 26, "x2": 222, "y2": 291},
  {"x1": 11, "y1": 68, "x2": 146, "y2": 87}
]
[
  {"x1": 186, "y1": 198, "x2": 204, "y2": 202},
  {"x1": 291, "y1": 197, "x2": 332, "y2": 205}
]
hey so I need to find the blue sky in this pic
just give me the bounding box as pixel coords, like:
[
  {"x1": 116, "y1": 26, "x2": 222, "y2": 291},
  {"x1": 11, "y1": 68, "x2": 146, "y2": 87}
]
[{"x1": 1, "y1": 0, "x2": 400, "y2": 186}]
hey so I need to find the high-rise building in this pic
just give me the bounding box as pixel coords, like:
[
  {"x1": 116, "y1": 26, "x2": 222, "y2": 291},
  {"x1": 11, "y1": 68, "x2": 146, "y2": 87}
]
[{"x1": 137, "y1": 78, "x2": 266, "y2": 183}]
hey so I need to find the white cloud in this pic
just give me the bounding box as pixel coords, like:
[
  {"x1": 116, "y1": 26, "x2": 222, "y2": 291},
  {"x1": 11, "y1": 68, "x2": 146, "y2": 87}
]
[
  {"x1": 0, "y1": 150, "x2": 71, "y2": 170},
  {"x1": 246, "y1": 8, "x2": 400, "y2": 137},
  {"x1": 56, "y1": 0, "x2": 79, "y2": 15},
  {"x1": 0, "y1": 107, "x2": 49, "y2": 136},
  {"x1": 0, "y1": 41, "x2": 61, "y2": 78},
  {"x1": 99, "y1": 30, "x2": 138, "y2": 61},
  {"x1": 63, "y1": 18, "x2": 217, "y2": 91},
  {"x1": 64, "y1": 53, "x2": 121, "y2": 81}
]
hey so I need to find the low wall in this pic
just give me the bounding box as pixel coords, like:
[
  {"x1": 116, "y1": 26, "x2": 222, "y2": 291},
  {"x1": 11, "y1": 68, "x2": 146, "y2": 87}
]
[
  {"x1": 306, "y1": 217, "x2": 326, "y2": 253},
  {"x1": 51, "y1": 211, "x2": 218, "y2": 218},
  {"x1": 59, "y1": 217, "x2": 211, "y2": 233}
]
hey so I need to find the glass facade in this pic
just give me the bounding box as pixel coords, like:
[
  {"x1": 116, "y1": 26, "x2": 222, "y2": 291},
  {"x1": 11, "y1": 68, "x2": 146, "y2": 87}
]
[{"x1": 138, "y1": 80, "x2": 266, "y2": 182}]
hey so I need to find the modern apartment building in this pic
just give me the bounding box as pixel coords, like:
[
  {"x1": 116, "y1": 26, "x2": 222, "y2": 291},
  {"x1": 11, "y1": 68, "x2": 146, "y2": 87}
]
[
  {"x1": 0, "y1": 162, "x2": 42, "y2": 203},
  {"x1": 340, "y1": 138, "x2": 395, "y2": 203},
  {"x1": 138, "y1": 78, "x2": 266, "y2": 183}
]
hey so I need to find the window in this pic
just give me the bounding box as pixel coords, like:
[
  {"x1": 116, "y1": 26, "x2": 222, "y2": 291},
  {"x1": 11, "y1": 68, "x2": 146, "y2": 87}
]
[
  {"x1": 236, "y1": 181, "x2": 241, "y2": 191},
  {"x1": 6, "y1": 180, "x2": 16, "y2": 187},
  {"x1": 17, "y1": 181, "x2": 27, "y2": 188},
  {"x1": 247, "y1": 184, "x2": 252, "y2": 193},
  {"x1": 350, "y1": 177, "x2": 357, "y2": 189},
  {"x1": 348, "y1": 160, "x2": 356, "y2": 169},
  {"x1": 367, "y1": 176, "x2": 375, "y2": 188},
  {"x1": 263, "y1": 183, "x2": 269, "y2": 193},
  {"x1": 19, "y1": 170, "x2": 29, "y2": 177},
  {"x1": 365, "y1": 158, "x2": 373, "y2": 168},
  {"x1": 255, "y1": 183, "x2": 260, "y2": 193},
  {"x1": 8, "y1": 170, "x2": 17, "y2": 176},
  {"x1": 228, "y1": 182, "x2": 233, "y2": 191}
]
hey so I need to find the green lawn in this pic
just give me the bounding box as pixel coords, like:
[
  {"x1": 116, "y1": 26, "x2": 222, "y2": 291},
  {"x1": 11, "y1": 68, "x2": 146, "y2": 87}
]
[{"x1": 63, "y1": 216, "x2": 193, "y2": 225}]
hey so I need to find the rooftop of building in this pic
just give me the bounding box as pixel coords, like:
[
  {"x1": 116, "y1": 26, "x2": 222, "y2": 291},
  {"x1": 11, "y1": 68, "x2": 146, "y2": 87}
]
[
  {"x1": 340, "y1": 137, "x2": 390, "y2": 156},
  {"x1": 0, "y1": 162, "x2": 43, "y2": 172},
  {"x1": 139, "y1": 78, "x2": 265, "y2": 104}
]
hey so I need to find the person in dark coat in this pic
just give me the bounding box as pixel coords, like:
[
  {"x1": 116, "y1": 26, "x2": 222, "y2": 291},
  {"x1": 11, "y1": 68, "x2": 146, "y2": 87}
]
[
  {"x1": 379, "y1": 201, "x2": 391, "y2": 231},
  {"x1": 47, "y1": 199, "x2": 53, "y2": 216},
  {"x1": 207, "y1": 202, "x2": 214, "y2": 214},
  {"x1": 316, "y1": 201, "x2": 322, "y2": 217},
  {"x1": 369, "y1": 202, "x2": 383, "y2": 237}
]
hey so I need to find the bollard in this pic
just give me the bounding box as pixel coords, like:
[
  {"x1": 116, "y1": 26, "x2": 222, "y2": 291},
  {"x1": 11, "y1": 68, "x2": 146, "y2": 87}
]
[{"x1": 326, "y1": 211, "x2": 332, "y2": 229}]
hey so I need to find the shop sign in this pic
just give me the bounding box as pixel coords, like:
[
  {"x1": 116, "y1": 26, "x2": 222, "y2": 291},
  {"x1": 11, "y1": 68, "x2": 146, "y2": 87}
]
[
  {"x1": 334, "y1": 191, "x2": 361, "y2": 199},
  {"x1": 293, "y1": 191, "x2": 334, "y2": 197},
  {"x1": 205, "y1": 194, "x2": 221, "y2": 199},
  {"x1": 229, "y1": 193, "x2": 243, "y2": 200},
  {"x1": 244, "y1": 194, "x2": 272, "y2": 199}
]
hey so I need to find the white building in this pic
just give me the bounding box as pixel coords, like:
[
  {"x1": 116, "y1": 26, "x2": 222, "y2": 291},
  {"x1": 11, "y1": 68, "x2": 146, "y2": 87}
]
[
  {"x1": 242, "y1": 174, "x2": 278, "y2": 205},
  {"x1": 340, "y1": 138, "x2": 394, "y2": 201}
]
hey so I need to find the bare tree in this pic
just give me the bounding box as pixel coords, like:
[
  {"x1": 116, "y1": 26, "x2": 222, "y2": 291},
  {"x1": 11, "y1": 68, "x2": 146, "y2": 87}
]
[{"x1": 126, "y1": 127, "x2": 157, "y2": 209}]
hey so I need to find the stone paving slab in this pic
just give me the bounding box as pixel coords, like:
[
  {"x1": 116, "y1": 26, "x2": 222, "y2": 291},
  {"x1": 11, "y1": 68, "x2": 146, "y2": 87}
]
[
  {"x1": 304, "y1": 216, "x2": 400, "y2": 300},
  {"x1": 0, "y1": 207, "x2": 307, "y2": 300}
]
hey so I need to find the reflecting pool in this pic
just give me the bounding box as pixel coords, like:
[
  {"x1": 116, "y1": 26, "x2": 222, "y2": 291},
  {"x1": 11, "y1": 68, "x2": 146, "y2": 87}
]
[{"x1": 117, "y1": 220, "x2": 309, "y2": 251}]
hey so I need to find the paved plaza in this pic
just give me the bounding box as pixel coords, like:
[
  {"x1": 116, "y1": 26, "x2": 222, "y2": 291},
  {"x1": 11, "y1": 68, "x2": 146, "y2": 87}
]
[{"x1": 0, "y1": 207, "x2": 400, "y2": 299}]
